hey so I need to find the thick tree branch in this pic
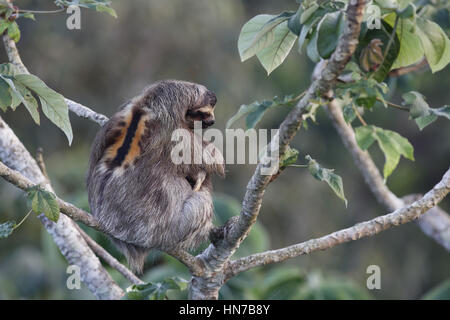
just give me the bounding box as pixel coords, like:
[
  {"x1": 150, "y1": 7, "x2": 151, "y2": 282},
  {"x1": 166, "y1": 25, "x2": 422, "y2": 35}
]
[
  {"x1": 225, "y1": 167, "x2": 450, "y2": 278},
  {"x1": 189, "y1": 0, "x2": 367, "y2": 300},
  {"x1": 0, "y1": 116, "x2": 124, "y2": 299},
  {"x1": 326, "y1": 99, "x2": 450, "y2": 250}
]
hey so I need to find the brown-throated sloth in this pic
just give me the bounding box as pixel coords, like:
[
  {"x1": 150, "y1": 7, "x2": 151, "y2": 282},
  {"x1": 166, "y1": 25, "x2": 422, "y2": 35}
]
[{"x1": 86, "y1": 80, "x2": 224, "y2": 273}]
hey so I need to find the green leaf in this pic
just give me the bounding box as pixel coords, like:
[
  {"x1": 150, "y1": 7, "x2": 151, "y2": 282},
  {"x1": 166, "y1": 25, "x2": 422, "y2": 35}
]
[
  {"x1": 256, "y1": 21, "x2": 298, "y2": 75},
  {"x1": 7, "y1": 21, "x2": 20, "y2": 42},
  {"x1": 0, "y1": 221, "x2": 16, "y2": 239},
  {"x1": 0, "y1": 19, "x2": 10, "y2": 34},
  {"x1": 343, "y1": 104, "x2": 357, "y2": 124},
  {"x1": 402, "y1": 91, "x2": 450, "y2": 130},
  {"x1": 226, "y1": 94, "x2": 298, "y2": 129},
  {"x1": 300, "y1": 2, "x2": 319, "y2": 24},
  {"x1": 306, "y1": 28, "x2": 321, "y2": 63},
  {"x1": 226, "y1": 100, "x2": 272, "y2": 130},
  {"x1": 26, "y1": 185, "x2": 60, "y2": 222},
  {"x1": 95, "y1": 4, "x2": 117, "y2": 18},
  {"x1": 374, "y1": 0, "x2": 398, "y2": 9},
  {"x1": 287, "y1": 6, "x2": 303, "y2": 35},
  {"x1": 20, "y1": 12, "x2": 36, "y2": 20},
  {"x1": 415, "y1": 18, "x2": 450, "y2": 73},
  {"x1": 315, "y1": 11, "x2": 346, "y2": 59},
  {"x1": 306, "y1": 155, "x2": 348, "y2": 207},
  {"x1": 298, "y1": 15, "x2": 320, "y2": 54},
  {"x1": 13, "y1": 81, "x2": 40, "y2": 124},
  {"x1": 355, "y1": 125, "x2": 414, "y2": 179},
  {"x1": 280, "y1": 147, "x2": 299, "y2": 169},
  {"x1": 238, "y1": 14, "x2": 280, "y2": 62},
  {"x1": 14, "y1": 74, "x2": 73, "y2": 144},
  {"x1": 124, "y1": 277, "x2": 188, "y2": 300},
  {"x1": 384, "y1": 14, "x2": 424, "y2": 69},
  {"x1": 0, "y1": 77, "x2": 12, "y2": 111}
]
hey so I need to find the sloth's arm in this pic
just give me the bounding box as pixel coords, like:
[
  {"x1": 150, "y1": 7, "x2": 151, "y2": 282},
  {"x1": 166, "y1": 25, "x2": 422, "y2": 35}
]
[{"x1": 193, "y1": 171, "x2": 206, "y2": 192}]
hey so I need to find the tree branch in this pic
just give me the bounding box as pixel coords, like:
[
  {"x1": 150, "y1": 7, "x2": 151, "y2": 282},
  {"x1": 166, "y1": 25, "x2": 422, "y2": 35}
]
[
  {"x1": 189, "y1": 0, "x2": 367, "y2": 300},
  {"x1": 2, "y1": 36, "x2": 109, "y2": 126},
  {"x1": 225, "y1": 167, "x2": 450, "y2": 278},
  {"x1": 74, "y1": 225, "x2": 144, "y2": 285},
  {"x1": 0, "y1": 160, "x2": 101, "y2": 229},
  {"x1": 326, "y1": 99, "x2": 450, "y2": 250},
  {"x1": 0, "y1": 116, "x2": 124, "y2": 299}
]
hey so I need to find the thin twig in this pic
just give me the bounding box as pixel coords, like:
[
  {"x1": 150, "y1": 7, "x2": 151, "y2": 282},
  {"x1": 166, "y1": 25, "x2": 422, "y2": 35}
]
[
  {"x1": 18, "y1": 8, "x2": 65, "y2": 14},
  {"x1": 352, "y1": 104, "x2": 367, "y2": 126},
  {"x1": 0, "y1": 160, "x2": 100, "y2": 229},
  {"x1": 377, "y1": 97, "x2": 409, "y2": 111}
]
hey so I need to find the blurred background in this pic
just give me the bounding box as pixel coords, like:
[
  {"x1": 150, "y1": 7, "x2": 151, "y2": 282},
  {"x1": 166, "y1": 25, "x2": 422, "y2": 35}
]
[{"x1": 0, "y1": 0, "x2": 449, "y2": 299}]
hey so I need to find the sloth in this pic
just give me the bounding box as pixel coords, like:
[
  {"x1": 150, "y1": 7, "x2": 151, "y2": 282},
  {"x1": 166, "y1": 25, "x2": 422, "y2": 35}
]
[{"x1": 86, "y1": 80, "x2": 225, "y2": 273}]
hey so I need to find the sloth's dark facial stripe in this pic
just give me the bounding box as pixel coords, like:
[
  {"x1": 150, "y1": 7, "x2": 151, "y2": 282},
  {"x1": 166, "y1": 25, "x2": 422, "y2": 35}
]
[{"x1": 110, "y1": 108, "x2": 144, "y2": 168}]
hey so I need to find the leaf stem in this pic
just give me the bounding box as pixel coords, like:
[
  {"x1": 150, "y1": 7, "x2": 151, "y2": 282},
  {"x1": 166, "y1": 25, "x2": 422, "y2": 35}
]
[
  {"x1": 352, "y1": 105, "x2": 367, "y2": 126},
  {"x1": 288, "y1": 164, "x2": 308, "y2": 168},
  {"x1": 18, "y1": 8, "x2": 65, "y2": 14},
  {"x1": 13, "y1": 209, "x2": 32, "y2": 230},
  {"x1": 377, "y1": 97, "x2": 409, "y2": 111}
]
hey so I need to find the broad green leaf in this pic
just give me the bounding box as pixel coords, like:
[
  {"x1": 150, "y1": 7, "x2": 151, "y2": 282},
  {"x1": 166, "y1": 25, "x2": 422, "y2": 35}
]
[
  {"x1": 402, "y1": 91, "x2": 450, "y2": 130},
  {"x1": 298, "y1": 15, "x2": 321, "y2": 53},
  {"x1": 226, "y1": 95, "x2": 298, "y2": 129},
  {"x1": 14, "y1": 81, "x2": 40, "y2": 124},
  {"x1": 300, "y1": 2, "x2": 319, "y2": 24},
  {"x1": 7, "y1": 21, "x2": 20, "y2": 42},
  {"x1": 0, "y1": 74, "x2": 21, "y2": 110},
  {"x1": 384, "y1": 14, "x2": 424, "y2": 69},
  {"x1": 415, "y1": 18, "x2": 450, "y2": 73},
  {"x1": 0, "y1": 221, "x2": 16, "y2": 239},
  {"x1": 15, "y1": 74, "x2": 73, "y2": 144},
  {"x1": 306, "y1": 28, "x2": 321, "y2": 63},
  {"x1": 0, "y1": 77, "x2": 12, "y2": 111},
  {"x1": 306, "y1": 155, "x2": 348, "y2": 207},
  {"x1": 238, "y1": 15, "x2": 277, "y2": 62},
  {"x1": 226, "y1": 100, "x2": 272, "y2": 130},
  {"x1": 355, "y1": 125, "x2": 414, "y2": 179},
  {"x1": 256, "y1": 21, "x2": 298, "y2": 75},
  {"x1": 26, "y1": 186, "x2": 60, "y2": 222},
  {"x1": 316, "y1": 11, "x2": 346, "y2": 59},
  {"x1": 287, "y1": 6, "x2": 303, "y2": 35}
]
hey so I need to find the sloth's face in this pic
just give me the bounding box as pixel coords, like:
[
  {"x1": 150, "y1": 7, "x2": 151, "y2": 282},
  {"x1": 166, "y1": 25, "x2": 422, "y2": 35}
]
[{"x1": 185, "y1": 89, "x2": 217, "y2": 129}]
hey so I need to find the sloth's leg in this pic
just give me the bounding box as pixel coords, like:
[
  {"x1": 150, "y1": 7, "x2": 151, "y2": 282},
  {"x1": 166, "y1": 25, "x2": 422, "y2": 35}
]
[{"x1": 176, "y1": 189, "x2": 214, "y2": 248}]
